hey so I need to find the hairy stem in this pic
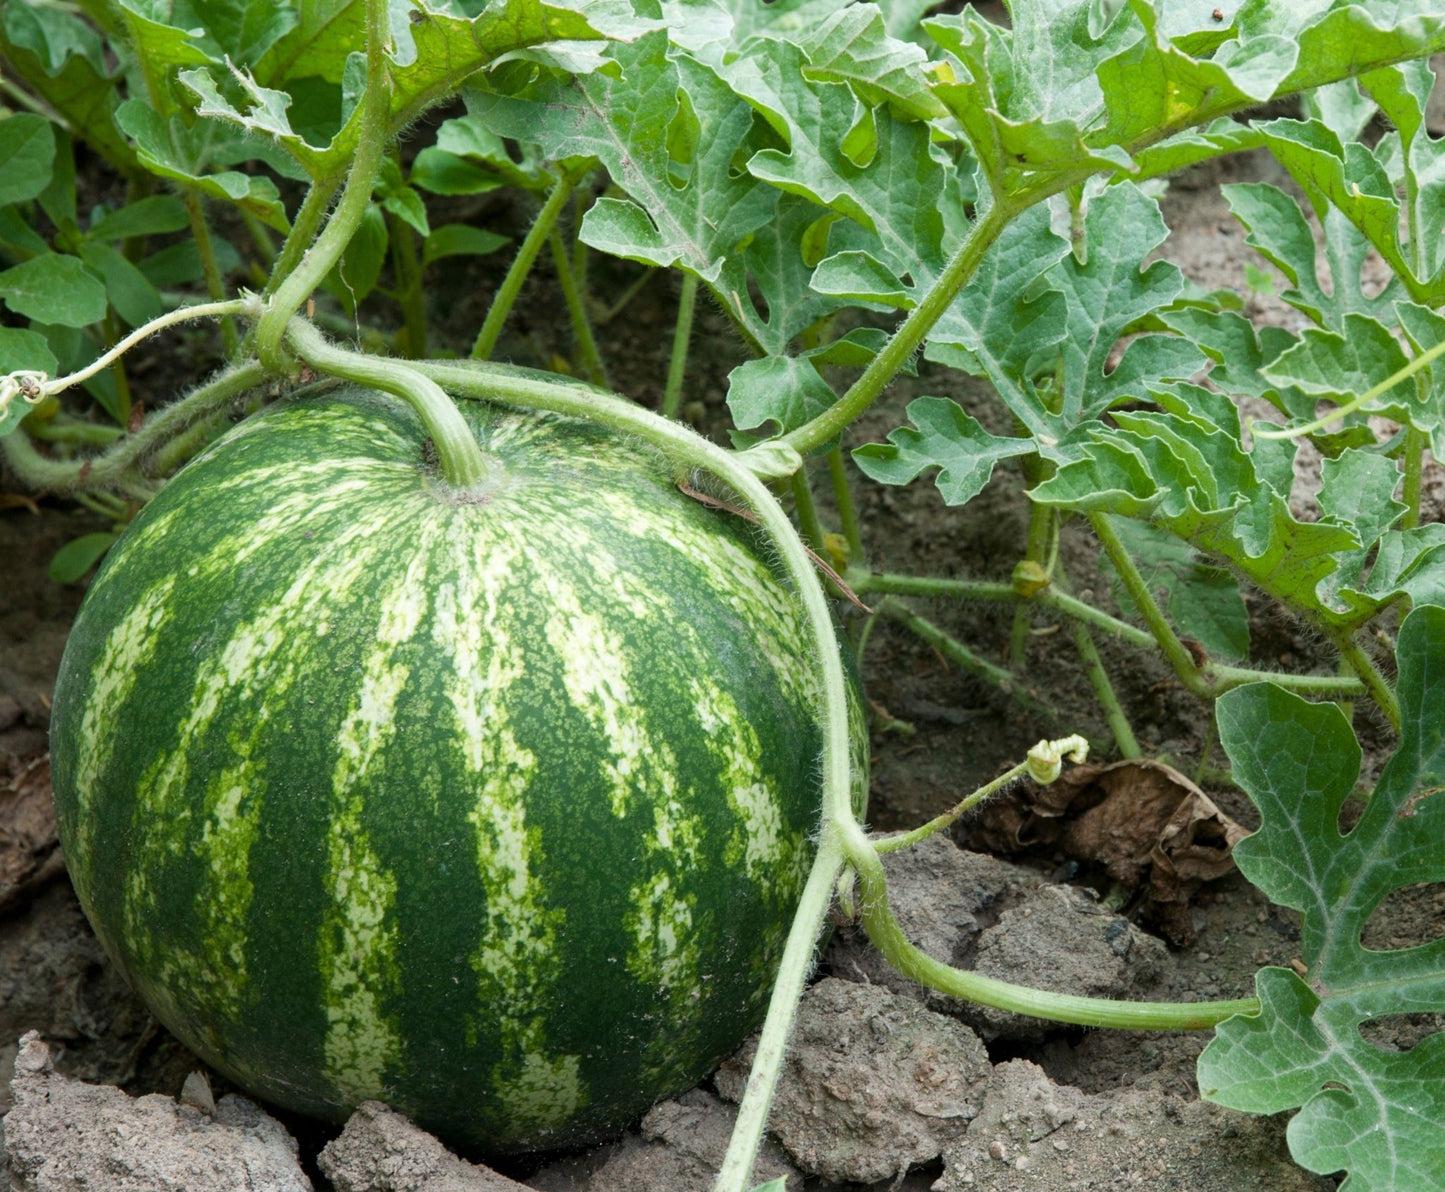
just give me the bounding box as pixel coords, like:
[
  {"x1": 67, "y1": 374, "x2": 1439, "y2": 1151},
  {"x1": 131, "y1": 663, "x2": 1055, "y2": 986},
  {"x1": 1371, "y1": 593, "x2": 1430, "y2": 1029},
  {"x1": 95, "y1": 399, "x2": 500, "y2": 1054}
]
[
  {"x1": 856, "y1": 849, "x2": 1258, "y2": 1028},
  {"x1": 182, "y1": 189, "x2": 238, "y2": 355},
  {"x1": 827, "y1": 447, "x2": 864, "y2": 564},
  {"x1": 389, "y1": 211, "x2": 427, "y2": 359},
  {"x1": 1327, "y1": 626, "x2": 1401, "y2": 731},
  {"x1": 1088, "y1": 513, "x2": 1209, "y2": 697},
  {"x1": 782, "y1": 199, "x2": 1017, "y2": 457},
  {"x1": 1, "y1": 360, "x2": 266, "y2": 497},
  {"x1": 790, "y1": 465, "x2": 825, "y2": 552},
  {"x1": 471, "y1": 168, "x2": 582, "y2": 360},
  {"x1": 284, "y1": 320, "x2": 491, "y2": 492},
  {"x1": 547, "y1": 227, "x2": 608, "y2": 387},
  {"x1": 662, "y1": 273, "x2": 698, "y2": 419},
  {"x1": 254, "y1": 0, "x2": 392, "y2": 370}
]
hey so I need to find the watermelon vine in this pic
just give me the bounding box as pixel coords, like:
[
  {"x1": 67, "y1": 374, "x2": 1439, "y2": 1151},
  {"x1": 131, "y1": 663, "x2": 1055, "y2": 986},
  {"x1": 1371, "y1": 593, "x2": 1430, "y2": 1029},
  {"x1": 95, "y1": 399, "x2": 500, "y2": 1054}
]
[{"x1": 4, "y1": 3, "x2": 1445, "y2": 1190}]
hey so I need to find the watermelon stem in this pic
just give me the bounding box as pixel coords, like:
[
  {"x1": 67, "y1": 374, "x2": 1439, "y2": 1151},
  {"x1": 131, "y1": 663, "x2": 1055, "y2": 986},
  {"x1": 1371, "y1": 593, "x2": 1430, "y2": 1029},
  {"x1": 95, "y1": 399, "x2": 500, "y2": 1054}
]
[
  {"x1": 0, "y1": 357, "x2": 267, "y2": 499},
  {"x1": 254, "y1": 0, "x2": 393, "y2": 373},
  {"x1": 285, "y1": 319, "x2": 495, "y2": 492}
]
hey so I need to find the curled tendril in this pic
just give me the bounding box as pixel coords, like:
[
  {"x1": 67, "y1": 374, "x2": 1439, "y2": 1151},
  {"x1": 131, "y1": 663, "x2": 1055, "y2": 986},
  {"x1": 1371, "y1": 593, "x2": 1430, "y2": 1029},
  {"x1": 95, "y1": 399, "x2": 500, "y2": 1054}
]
[
  {"x1": 0, "y1": 370, "x2": 50, "y2": 419},
  {"x1": 1026, "y1": 734, "x2": 1090, "y2": 784}
]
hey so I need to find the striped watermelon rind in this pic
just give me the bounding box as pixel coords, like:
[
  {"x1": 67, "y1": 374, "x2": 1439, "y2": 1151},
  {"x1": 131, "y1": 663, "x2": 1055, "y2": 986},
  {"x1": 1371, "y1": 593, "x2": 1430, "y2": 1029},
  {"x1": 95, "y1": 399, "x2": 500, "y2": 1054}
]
[{"x1": 50, "y1": 385, "x2": 865, "y2": 1151}]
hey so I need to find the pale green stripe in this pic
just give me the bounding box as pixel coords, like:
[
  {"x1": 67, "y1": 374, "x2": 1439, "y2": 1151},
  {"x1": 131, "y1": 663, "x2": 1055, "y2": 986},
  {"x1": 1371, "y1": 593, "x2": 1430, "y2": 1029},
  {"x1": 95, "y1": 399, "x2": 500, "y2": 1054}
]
[
  {"x1": 318, "y1": 538, "x2": 433, "y2": 1100},
  {"x1": 69, "y1": 574, "x2": 176, "y2": 890},
  {"x1": 436, "y1": 519, "x2": 581, "y2": 1132}
]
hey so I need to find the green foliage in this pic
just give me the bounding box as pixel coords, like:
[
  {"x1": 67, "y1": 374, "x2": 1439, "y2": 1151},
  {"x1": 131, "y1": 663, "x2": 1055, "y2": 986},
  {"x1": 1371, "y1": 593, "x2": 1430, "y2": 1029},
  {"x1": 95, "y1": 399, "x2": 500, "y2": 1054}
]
[
  {"x1": 1203, "y1": 606, "x2": 1445, "y2": 1191},
  {"x1": 5, "y1": 1, "x2": 1445, "y2": 1185}
]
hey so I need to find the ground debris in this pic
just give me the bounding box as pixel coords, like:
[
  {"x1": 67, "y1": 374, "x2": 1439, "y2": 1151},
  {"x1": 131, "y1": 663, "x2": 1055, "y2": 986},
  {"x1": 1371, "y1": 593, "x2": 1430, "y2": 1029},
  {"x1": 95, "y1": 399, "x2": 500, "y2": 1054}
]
[
  {"x1": 529, "y1": 1088, "x2": 800, "y2": 1192},
  {"x1": 0, "y1": 752, "x2": 63, "y2": 915},
  {"x1": 961, "y1": 884, "x2": 1170, "y2": 1041},
  {"x1": 715, "y1": 978, "x2": 990, "y2": 1185},
  {"x1": 2, "y1": 1031, "x2": 310, "y2": 1192},
  {"x1": 932, "y1": 1059, "x2": 1334, "y2": 1191},
  {"x1": 824, "y1": 833, "x2": 1044, "y2": 1005},
  {"x1": 319, "y1": 1100, "x2": 530, "y2": 1192},
  {"x1": 964, "y1": 758, "x2": 1246, "y2": 943}
]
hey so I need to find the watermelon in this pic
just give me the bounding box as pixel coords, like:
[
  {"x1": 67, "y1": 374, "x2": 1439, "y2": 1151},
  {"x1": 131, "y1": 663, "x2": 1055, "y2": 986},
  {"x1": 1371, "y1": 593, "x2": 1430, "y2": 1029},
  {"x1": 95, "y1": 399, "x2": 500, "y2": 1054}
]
[{"x1": 49, "y1": 384, "x2": 864, "y2": 1152}]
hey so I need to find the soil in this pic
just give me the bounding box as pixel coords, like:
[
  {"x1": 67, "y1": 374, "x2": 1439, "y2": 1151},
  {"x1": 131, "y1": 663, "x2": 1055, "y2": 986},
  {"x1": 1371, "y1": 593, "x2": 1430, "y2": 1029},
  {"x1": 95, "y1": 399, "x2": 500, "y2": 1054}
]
[{"x1": 2, "y1": 133, "x2": 1441, "y2": 1192}]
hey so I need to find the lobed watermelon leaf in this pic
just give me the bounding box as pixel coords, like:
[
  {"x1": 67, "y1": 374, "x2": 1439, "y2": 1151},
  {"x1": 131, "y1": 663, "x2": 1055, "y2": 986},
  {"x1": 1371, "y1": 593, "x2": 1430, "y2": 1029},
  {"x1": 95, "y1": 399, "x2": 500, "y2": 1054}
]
[{"x1": 1202, "y1": 605, "x2": 1445, "y2": 1191}]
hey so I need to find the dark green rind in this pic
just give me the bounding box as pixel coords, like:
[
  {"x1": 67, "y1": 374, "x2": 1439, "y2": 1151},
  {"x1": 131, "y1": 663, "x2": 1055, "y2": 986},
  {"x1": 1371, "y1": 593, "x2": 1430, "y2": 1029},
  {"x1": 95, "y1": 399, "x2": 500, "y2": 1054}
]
[{"x1": 50, "y1": 387, "x2": 861, "y2": 1151}]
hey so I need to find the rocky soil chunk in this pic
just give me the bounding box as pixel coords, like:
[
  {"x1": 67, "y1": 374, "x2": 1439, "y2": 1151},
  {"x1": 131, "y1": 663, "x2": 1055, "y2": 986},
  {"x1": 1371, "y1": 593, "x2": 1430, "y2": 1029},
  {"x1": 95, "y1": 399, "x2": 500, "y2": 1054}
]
[
  {"x1": 960, "y1": 884, "x2": 1170, "y2": 1041},
  {"x1": 825, "y1": 834, "x2": 1044, "y2": 1005},
  {"x1": 318, "y1": 1100, "x2": 531, "y2": 1191},
  {"x1": 529, "y1": 1088, "x2": 799, "y2": 1192},
  {"x1": 934, "y1": 1059, "x2": 1333, "y2": 1191},
  {"x1": 2, "y1": 1031, "x2": 309, "y2": 1192},
  {"x1": 715, "y1": 977, "x2": 990, "y2": 1184}
]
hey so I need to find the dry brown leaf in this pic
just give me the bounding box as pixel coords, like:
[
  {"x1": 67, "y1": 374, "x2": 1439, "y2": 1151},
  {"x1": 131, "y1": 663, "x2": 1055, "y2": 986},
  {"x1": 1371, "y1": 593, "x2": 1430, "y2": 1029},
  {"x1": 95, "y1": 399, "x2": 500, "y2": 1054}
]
[
  {"x1": 0, "y1": 752, "x2": 64, "y2": 914},
  {"x1": 964, "y1": 759, "x2": 1246, "y2": 944}
]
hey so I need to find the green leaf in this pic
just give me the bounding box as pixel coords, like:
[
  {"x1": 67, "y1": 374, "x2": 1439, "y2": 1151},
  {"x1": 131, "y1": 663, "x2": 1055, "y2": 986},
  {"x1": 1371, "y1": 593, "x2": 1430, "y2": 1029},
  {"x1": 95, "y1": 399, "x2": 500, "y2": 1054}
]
[
  {"x1": 1362, "y1": 59, "x2": 1445, "y2": 287},
  {"x1": 1256, "y1": 117, "x2": 1417, "y2": 296},
  {"x1": 420, "y1": 224, "x2": 508, "y2": 267},
  {"x1": 409, "y1": 147, "x2": 505, "y2": 197},
  {"x1": 254, "y1": 0, "x2": 362, "y2": 86},
  {"x1": 1223, "y1": 181, "x2": 1400, "y2": 330},
  {"x1": 0, "y1": 254, "x2": 108, "y2": 327},
  {"x1": 138, "y1": 236, "x2": 242, "y2": 289},
  {"x1": 190, "y1": 0, "x2": 656, "y2": 180},
  {"x1": 748, "y1": 1180, "x2": 788, "y2": 1192},
  {"x1": 1204, "y1": 609, "x2": 1445, "y2": 1190},
  {"x1": 0, "y1": 113, "x2": 56, "y2": 205},
  {"x1": 78, "y1": 241, "x2": 163, "y2": 328},
  {"x1": 48, "y1": 532, "x2": 119, "y2": 584},
  {"x1": 189, "y1": 0, "x2": 297, "y2": 62},
  {"x1": 730, "y1": 38, "x2": 951, "y2": 284},
  {"x1": 85, "y1": 195, "x2": 191, "y2": 242},
  {"x1": 113, "y1": 0, "x2": 221, "y2": 80},
  {"x1": 114, "y1": 100, "x2": 290, "y2": 232},
  {"x1": 323, "y1": 201, "x2": 386, "y2": 314},
  {"x1": 1030, "y1": 412, "x2": 1362, "y2": 624},
  {"x1": 1101, "y1": 515, "x2": 1250, "y2": 662},
  {"x1": 725, "y1": 355, "x2": 838, "y2": 440},
  {"x1": 852, "y1": 396, "x2": 1034, "y2": 507},
  {"x1": 1262, "y1": 313, "x2": 1413, "y2": 413},
  {"x1": 1043, "y1": 184, "x2": 1191, "y2": 424},
  {"x1": 924, "y1": 204, "x2": 1070, "y2": 439},
  {"x1": 797, "y1": 4, "x2": 947, "y2": 122},
  {"x1": 379, "y1": 185, "x2": 429, "y2": 238},
  {"x1": 0, "y1": 2, "x2": 138, "y2": 175}
]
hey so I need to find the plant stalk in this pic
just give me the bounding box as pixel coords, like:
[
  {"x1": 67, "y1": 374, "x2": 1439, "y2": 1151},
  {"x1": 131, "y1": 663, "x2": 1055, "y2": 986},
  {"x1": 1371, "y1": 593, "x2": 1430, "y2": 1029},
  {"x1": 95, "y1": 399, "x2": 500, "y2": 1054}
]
[
  {"x1": 826, "y1": 447, "x2": 864, "y2": 564},
  {"x1": 471, "y1": 167, "x2": 583, "y2": 360},
  {"x1": 1, "y1": 359, "x2": 266, "y2": 497},
  {"x1": 284, "y1": 320, "x2": 492, "y2": 492},
  {"x1": 782, "y1": 199, "x2": 1017, "y2": 457},
  {"x1": 662, "y1": 272, "x2": 699, "y2": 419},
  {"x1": 182, "y1": 189, "x2": 238, "y2": 355},
  {"x1": 254, "y1": 0, "x2": 392, "y2": 370},
  {"x1": 547, "y1": 227, "x2": 608, "y2": 387},
  {"x1": 1089, "y1": 513, "x2": 1209, "y2": 697}
]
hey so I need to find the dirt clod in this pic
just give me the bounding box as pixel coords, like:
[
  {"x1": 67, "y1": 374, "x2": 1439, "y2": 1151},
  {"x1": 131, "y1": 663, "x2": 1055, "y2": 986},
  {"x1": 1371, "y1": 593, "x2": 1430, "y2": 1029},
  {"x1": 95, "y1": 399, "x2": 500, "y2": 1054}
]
[
  {"x1": 318, "y1": 1100, "x2": 531, "y2": 1192},
  {"x1": 715, "y1": 977, "x2": 990, "y2": 1184},
  {"x1": 529, "y1": 1088, "x2": 800, "y2": 1192},
  {"x1": 933, "y1": 1059, "x2": 1334, "y2": 1191},
  {"x1": 824, "y1": 833, "x2": 1045, "y2": 1006},
  {"x1": 962, "y1": 884, "x2": 1171, "y2": 1041},
  {"x1": 2, "y1": 1031, "x2": 309, "y2": 1192}
]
